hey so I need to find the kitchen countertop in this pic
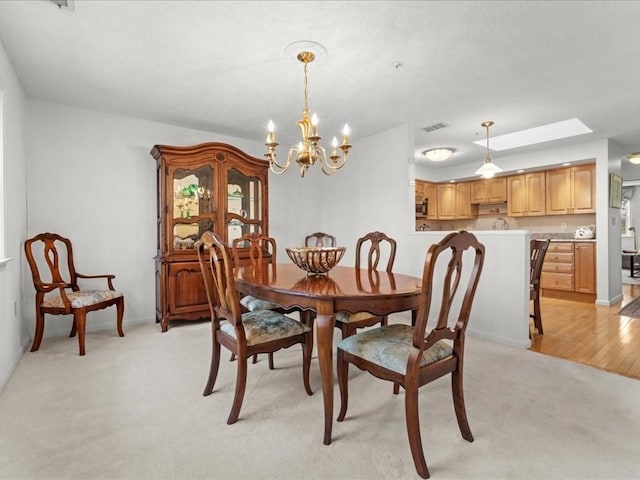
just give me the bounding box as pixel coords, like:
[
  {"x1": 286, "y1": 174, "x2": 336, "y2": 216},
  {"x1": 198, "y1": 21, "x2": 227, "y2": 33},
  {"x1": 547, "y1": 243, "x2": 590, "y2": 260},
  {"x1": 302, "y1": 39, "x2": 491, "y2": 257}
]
[{"x1": 532, "y1": 233, "x2": 596, "y2": 242}]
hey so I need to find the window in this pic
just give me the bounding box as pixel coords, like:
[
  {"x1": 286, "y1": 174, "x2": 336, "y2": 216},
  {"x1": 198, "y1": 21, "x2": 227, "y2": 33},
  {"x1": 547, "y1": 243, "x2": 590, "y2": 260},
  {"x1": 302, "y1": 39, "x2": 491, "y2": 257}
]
[{"x1": 0, "y1": 90, "x2": 5, "y2": 264}]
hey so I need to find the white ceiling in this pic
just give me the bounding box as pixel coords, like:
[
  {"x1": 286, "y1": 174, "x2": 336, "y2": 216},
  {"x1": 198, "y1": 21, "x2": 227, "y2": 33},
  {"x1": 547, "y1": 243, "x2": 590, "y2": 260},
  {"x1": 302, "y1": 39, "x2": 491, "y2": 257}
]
[{"x1": 1, "y1": 0, "x2": 639, "y2": 171}]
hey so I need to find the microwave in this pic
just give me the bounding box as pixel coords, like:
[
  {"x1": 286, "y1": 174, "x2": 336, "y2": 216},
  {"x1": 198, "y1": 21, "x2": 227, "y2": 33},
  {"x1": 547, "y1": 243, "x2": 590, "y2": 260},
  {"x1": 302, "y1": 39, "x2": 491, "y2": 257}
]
[{"x1": 416, "y1": 199, "x2": 428, "y2": 217}]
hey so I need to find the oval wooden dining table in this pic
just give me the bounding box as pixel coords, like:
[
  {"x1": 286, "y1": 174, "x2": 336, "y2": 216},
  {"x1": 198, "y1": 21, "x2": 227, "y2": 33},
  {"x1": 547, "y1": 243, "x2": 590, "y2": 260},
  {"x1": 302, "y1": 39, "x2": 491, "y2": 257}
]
[{"x1": 235, "y1": 263, "x2": 422, "y2": 445}]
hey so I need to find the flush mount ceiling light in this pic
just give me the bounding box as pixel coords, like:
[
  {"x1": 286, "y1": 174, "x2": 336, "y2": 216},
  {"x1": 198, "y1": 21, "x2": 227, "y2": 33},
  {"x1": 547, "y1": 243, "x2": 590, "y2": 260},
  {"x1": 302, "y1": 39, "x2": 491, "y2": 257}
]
[
  {"x1": 474, "y1": 121, "x2": 503, "y2": 179},
  {"x1": 473, "y1": 118, "x2": 592, "y2": 151},
  {"x1": 628, "y1": 152, "x2": 640, "y2": 164},
  {"x1": 422, "y1": 148, "x2": 455, "y2": 162}
]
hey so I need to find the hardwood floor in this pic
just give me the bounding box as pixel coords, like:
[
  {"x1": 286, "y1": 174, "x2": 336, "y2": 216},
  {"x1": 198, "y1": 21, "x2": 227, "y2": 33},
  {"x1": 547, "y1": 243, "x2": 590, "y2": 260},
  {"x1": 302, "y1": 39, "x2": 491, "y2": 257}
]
[{"x1": 529, "y1": 281, "x2": 640, "y2": 379}]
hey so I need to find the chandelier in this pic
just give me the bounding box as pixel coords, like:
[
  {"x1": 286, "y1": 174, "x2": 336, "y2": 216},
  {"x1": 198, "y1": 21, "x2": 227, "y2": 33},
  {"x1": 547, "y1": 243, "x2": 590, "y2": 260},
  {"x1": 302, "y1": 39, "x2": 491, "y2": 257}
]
[
  {"x1": 474, "y1": 121, "x2": 503, "y2": 179},
  {"x1": 265, "y1": 44, "x2": 351, "y2": 177}
]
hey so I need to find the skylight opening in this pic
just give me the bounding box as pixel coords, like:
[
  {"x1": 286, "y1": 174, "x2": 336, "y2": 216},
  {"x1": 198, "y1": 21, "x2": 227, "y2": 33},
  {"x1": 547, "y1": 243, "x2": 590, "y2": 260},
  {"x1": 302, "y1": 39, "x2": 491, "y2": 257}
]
[{"x1": 473, "y1": 118, "x2": 592, "y2": 152}]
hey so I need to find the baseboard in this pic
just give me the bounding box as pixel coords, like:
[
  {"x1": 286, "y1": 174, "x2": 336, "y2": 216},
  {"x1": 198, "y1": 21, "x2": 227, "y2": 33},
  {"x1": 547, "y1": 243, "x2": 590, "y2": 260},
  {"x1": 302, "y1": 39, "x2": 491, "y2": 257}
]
[
  {"x1": 467, "y1": 329, "x2": 531, "y2": 349},
  {"x1": 0, "y1": 340, "x2": 30, "y2": 394}
]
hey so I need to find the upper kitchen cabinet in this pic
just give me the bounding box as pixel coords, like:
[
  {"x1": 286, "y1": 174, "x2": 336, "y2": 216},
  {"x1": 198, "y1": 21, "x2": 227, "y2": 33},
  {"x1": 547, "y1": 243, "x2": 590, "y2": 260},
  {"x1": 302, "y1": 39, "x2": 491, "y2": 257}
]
[
  {"x1": 545, "y1": 164, "x2": 596, "y2": 215},
  {"x1": 415, "y1": 180, "x2": 439, "y2": 220},
  {"x1": 437, "y1": 182, "x2": 474, "y2": 219},
  {"x1": 507, "y1": 172, "x2": 546, "y2": 217},
  {"x1": 470, "y1": 177, "x2": 507, "y2": 204}
]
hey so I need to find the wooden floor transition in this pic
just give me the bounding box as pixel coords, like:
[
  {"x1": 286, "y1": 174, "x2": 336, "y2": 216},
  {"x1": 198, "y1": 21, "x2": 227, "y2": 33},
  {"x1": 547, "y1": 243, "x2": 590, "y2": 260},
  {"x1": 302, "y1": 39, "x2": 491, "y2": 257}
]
[{"x1": 529, "y1": 282, "x2": 640, "y2": 379}]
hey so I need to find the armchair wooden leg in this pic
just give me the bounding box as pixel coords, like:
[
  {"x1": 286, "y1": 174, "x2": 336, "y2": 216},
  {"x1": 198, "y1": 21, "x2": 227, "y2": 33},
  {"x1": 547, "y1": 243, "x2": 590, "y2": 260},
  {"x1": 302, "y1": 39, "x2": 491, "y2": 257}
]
[
  {"x1": 30, "y1": 311, "x2": 45, "y2": 352},
  {"x1": 75, "y1": 311, "x2": 87, "y2": 356},
  {"x1": 116, "y1": 297, "x2": 125, "y2": 337},
  {"x1": 227, "y1": 354, "x2": 248, "y2": 425}
]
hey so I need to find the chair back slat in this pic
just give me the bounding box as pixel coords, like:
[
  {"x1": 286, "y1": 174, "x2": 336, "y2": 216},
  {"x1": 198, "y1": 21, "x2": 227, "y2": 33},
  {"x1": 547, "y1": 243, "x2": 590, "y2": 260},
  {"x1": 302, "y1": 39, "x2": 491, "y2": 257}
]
[
  {"x1": 413, "y1": 231, "x2": 485, "y2": 350},
  {"x1": 305, "y1": 232, "x2": 336, "y2": 247},
  {"x1": 24, "y1": 232, "x2": 78, "y2": 292},
  {"x1": 232, "y1": 232, "x2": 277, "y2": 281},
  {"x1": 196, "y1": 231, "x2": 242, "y2": 327},
  {"x1": 355, "y1": 231, "x2": 396, "y2": 272}
]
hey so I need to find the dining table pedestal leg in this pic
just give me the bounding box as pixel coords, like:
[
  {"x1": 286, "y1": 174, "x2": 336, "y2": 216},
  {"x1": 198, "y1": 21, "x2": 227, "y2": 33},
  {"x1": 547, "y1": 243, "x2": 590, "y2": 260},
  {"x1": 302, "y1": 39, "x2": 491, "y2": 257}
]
[{"x1": 315, "y1": 305, "x2": 335, "y2": 445}]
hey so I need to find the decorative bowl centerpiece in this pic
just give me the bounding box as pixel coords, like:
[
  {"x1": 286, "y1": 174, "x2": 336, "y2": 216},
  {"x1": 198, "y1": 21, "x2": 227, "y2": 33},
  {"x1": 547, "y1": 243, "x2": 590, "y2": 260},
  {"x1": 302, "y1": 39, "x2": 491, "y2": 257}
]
[{"x1": 286, "y1": 246, "x2": 346, "y2": 276}]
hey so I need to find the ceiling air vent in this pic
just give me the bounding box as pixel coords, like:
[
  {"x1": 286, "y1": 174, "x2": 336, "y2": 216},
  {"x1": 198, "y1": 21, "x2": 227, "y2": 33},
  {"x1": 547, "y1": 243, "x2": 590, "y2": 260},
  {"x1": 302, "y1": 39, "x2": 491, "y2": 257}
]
[
  {"x1": 421, "y1": 122, "x2": 449, "y2": 133},
  {"x1": 45, "y1": 0, "x2": 75, "y2": 10}
]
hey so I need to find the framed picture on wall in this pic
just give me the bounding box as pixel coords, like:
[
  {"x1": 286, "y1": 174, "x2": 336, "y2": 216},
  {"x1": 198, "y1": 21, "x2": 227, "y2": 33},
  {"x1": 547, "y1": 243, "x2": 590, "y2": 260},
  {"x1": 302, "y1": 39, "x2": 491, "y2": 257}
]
[{"x1": 609, "y1": 173, "x2": 623, "y2": 208}]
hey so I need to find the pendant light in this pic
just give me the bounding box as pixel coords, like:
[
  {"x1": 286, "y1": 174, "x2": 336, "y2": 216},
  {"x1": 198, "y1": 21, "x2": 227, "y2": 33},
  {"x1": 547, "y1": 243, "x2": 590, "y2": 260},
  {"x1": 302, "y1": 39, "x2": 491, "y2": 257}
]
[{"x1": 474, "y1": 121, "x2": 503, "y2": 179}]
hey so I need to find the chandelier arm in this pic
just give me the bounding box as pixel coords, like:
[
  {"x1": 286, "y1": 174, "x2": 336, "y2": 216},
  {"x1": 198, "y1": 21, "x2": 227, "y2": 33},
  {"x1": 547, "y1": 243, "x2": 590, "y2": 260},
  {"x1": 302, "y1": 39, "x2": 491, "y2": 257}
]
[{"x1": 266, "y1": 148, "x2": 291, "y2": 174}]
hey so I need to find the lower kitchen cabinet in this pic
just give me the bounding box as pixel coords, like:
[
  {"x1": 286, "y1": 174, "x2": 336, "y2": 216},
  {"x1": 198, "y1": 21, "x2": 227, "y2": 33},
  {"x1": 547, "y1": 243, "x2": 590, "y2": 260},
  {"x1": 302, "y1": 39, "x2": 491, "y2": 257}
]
[{"x1": 541, "y1": 241, "x2": 595, "y2": 298}]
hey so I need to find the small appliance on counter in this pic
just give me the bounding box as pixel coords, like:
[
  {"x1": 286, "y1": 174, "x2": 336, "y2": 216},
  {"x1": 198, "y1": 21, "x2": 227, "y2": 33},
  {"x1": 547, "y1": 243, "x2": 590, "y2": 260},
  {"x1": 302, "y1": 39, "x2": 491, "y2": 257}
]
[{"x1": 574, "y1": 225, "x2": 595, "y2": 239}]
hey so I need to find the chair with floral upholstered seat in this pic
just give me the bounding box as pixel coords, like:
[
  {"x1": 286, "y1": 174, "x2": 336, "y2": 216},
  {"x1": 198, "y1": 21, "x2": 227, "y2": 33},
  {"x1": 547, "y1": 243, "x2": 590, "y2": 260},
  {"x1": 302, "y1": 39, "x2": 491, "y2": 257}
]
[
  {"x1": 231, "y1": 232, "x2": 314, "y2": 368},
  {"x1": 24, "y1": 232, "x2": 125, "y2": 356},
  {"x1": 335, "y1": 231, "x2": 397, "y2": 339},
  {"x1": 336, "y1": 230, "x2": 485, "y2": 479},
  {"x1": 196, "y1": 231, "x2": 313, "y2": 424}
]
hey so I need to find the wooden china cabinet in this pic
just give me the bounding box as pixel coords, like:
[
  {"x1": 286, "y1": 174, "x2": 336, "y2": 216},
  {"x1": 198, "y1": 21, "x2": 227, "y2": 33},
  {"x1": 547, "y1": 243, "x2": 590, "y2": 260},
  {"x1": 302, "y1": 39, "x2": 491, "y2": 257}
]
[{"x1": 151, "y1": 142, "x2": 269, "y2": 332}]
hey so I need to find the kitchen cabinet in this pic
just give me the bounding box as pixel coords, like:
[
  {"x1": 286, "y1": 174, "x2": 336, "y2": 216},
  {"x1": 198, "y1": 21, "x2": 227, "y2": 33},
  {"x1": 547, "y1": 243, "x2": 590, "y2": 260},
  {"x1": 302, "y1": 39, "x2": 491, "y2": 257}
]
[
  {"x1": 507, "y1": 172, "x2": 546, "y2": 217},
  {"x1": 545, "y1": 164, "x2": 596, "y2": 215},
  {"x1": 423, "y1": 182, "x2": 438, "y2": 220},
  {"x1": 574, "y1": 242, "x2": 596, "y2": 293},
  {"x1": 151, "y1": 142, "x2": 269, "y2": 332},
  {"x1": 437, "y1": 182, "x2": 474, "y2": 220},
  {"x1": 470, "y1": 177, "x2": 507, "y2": 204},
  {"x1": 541, "y1": 242, "x2": 574, "y2": 291},
  {"x1": 541, "y1": 241, "x2": 595, "y2": 295},
  {"x1": 415, "y1": 180, "x2": 438, "y2": 220}
]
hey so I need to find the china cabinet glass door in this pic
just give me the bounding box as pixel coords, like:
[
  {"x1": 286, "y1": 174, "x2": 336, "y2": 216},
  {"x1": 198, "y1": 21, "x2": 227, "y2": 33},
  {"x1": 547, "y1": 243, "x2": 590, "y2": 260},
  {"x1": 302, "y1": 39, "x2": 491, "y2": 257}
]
[
  {"x1": 227, "y1": 168, "x2": 263, "y2": 246},
  {"x1": 171, "y1": 165, "x2": 215, "y2": 252}
]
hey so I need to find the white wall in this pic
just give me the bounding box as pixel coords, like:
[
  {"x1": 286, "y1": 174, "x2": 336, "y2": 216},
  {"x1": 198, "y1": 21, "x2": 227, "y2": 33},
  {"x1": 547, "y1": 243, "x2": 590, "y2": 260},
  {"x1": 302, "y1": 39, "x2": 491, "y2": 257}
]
[
  {"x1": 22, "y1": 108, "x2": 533, "y2": 361},
  {"x1": 0, "y1": 39, "x2": 28, "y2": 391}
]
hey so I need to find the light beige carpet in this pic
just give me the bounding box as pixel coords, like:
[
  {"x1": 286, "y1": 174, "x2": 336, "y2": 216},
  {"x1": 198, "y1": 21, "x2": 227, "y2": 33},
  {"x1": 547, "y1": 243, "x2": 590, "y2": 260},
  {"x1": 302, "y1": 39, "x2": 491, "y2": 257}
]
[{"x1": 1, "y1": 316, "x2": 639, "y2": 480}]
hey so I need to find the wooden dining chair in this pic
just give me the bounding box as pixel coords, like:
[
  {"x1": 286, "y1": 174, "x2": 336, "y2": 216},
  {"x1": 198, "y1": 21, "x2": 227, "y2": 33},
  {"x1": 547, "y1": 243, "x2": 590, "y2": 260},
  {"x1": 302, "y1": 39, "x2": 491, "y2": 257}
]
[
  {"x1": 304, "y1": 232, "x2": 336, "y2": 247},
  {"x1": 336, "y1": 230, "x2": 485, "y2": 479},
  {"x1": 335, "y1": 231, "x2": 397, "y2": 339},
  {"x1": 24, "y1": 232, "x2": 125, "y2": 356},
  {"x1": 231, "y1": 232, "x2": 313, "y2": 368},
  {"x1": 530, "y1": 238, "x2": 550, "y2": 334},
  {"x1": 196, "y1": 231, "x2": 313, "y2": 425}
]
